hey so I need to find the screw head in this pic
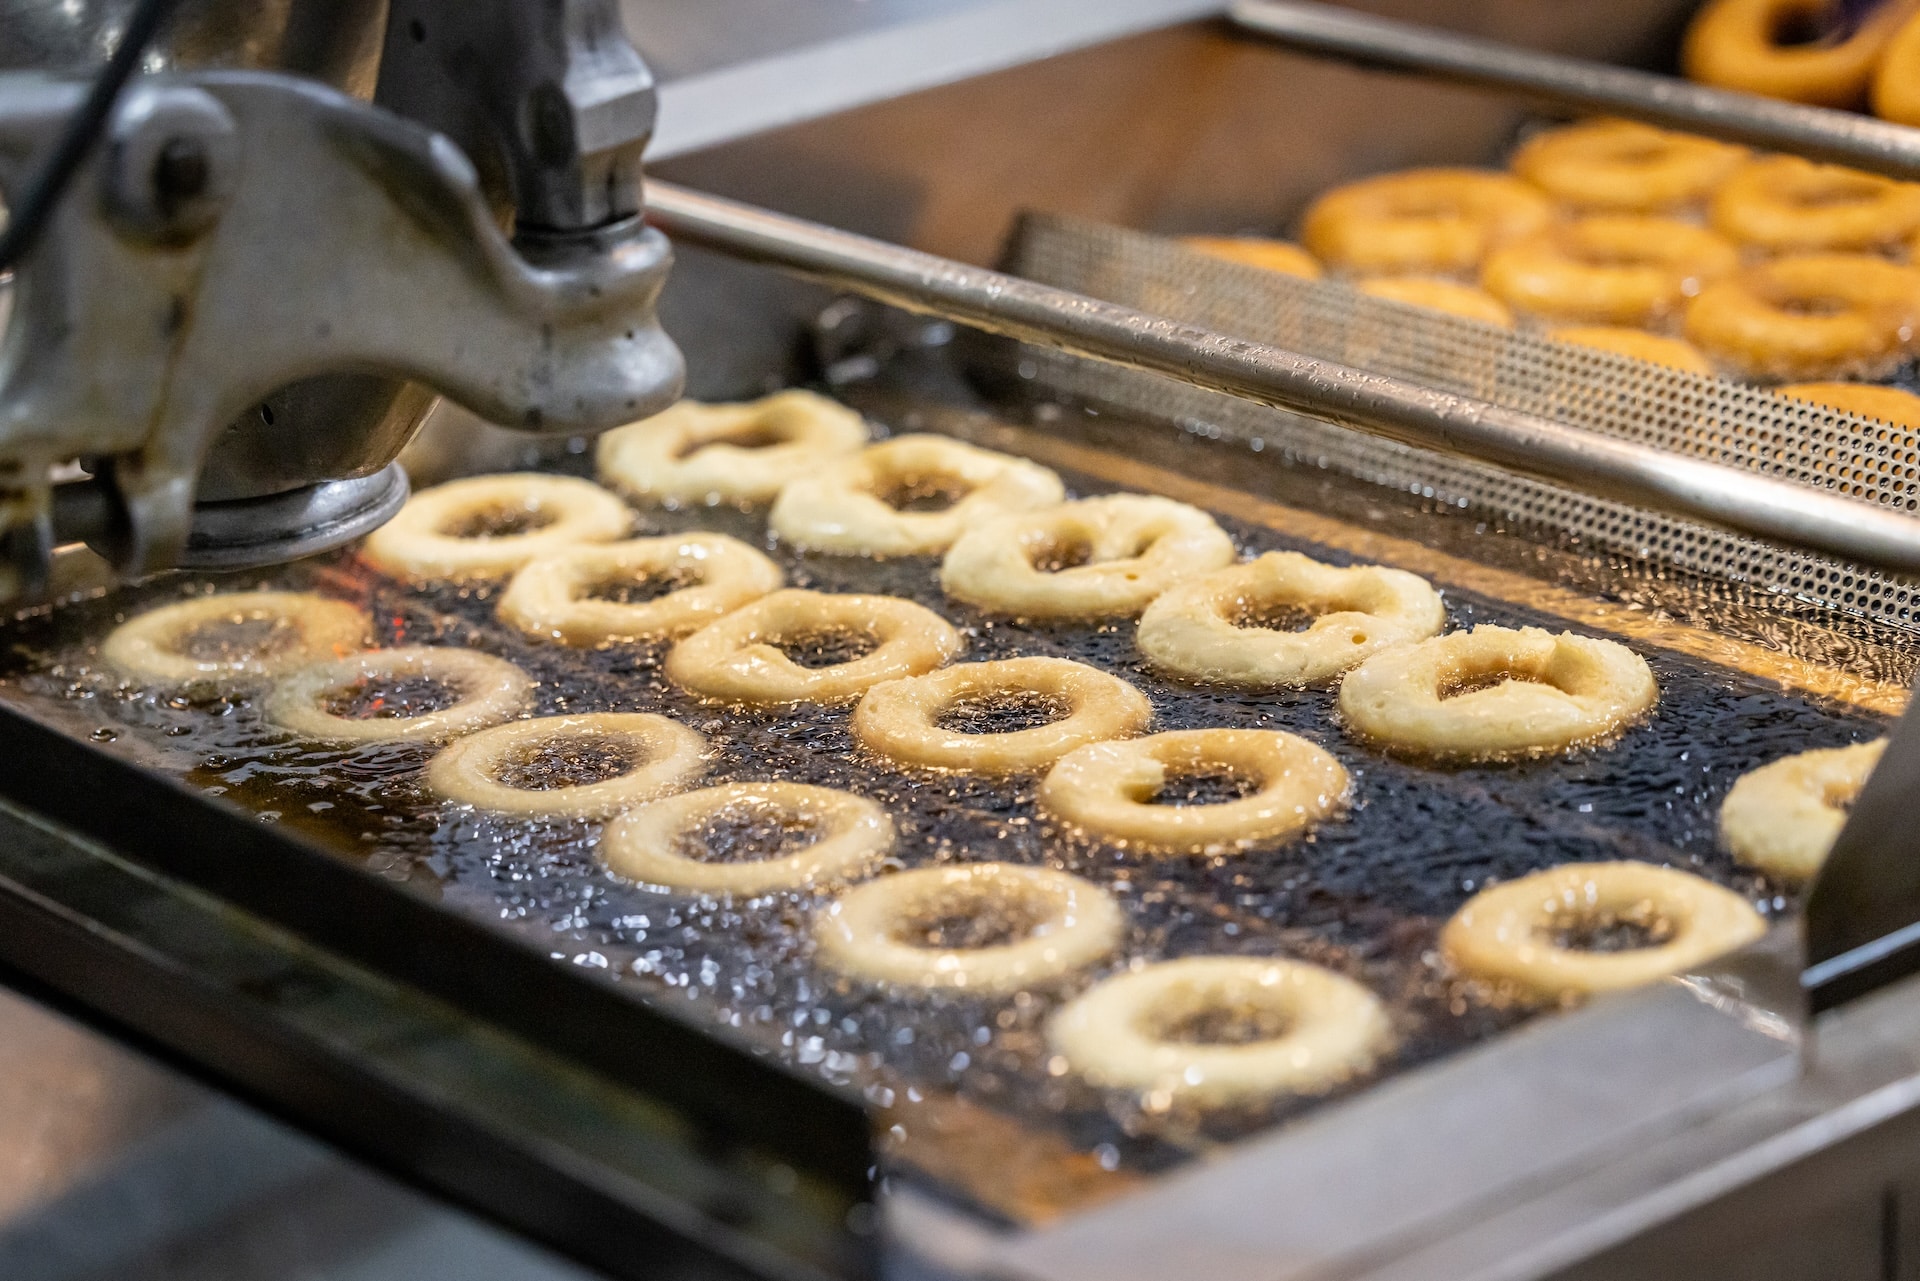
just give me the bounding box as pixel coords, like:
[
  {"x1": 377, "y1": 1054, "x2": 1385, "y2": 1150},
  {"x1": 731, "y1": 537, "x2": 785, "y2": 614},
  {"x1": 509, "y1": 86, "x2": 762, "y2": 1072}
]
[{"x1": 102, "y1": 86, "x2": 237, "y2": 246}]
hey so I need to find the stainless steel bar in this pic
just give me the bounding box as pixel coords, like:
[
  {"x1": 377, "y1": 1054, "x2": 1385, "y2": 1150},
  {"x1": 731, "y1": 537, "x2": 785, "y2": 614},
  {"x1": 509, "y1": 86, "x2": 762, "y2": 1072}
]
[
  {"x1": 647, "y1": 180, "x2": 1920, "y2": 575},
  {"x1": 1227, "y1": 0, "x2": 1920, "y2": 182}
]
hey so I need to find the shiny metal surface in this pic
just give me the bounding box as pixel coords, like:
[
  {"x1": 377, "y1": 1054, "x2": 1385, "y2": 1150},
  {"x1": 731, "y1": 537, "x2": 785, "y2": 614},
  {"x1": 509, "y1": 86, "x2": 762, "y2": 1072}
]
[
  {"x1": 1230, "y1": 0, "x2": 1920, "y2": 182},
  {"x1": 647, "y1": 180, "x2": 1920, "y2": 575}
]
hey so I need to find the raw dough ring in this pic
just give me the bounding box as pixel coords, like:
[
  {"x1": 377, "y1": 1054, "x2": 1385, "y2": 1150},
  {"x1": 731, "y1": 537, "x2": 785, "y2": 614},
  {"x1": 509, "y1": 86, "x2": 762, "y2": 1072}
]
[
  {"x1": 1441, "y1": 862, "x2": 1767, "y2": 999},
  {"x1": 666, "y1": 589, "x2": 962, "y2": 706},
  {"x1": 1047, "y1": 957, "x2": 1392, "y2": 1106},
  {"x1": 266, "y1": 646, "x2": 533, "y2": 744},
  {"x1": 1684, "y1": 254, "x2": 1920, "y2": 381},
  {"x1": 425, "y1": 712, "x2": 707, "y2": 819},
  {"x1": 1356, "y1": 277, "x2": 1513, "y2": 327},
  {"x1": 1510, "y1": 119, "x2": 1746, "y2": 212},
  {"x1": 1549, "y1": 326, "x2": 1717, "y2": 375},
  {"x1": 1300, "y1": 168, "x2": 1553, "y2": 276},
  {"x1": 940, "y1": 494, "x2": 1235, "y2": 619},
  {"x1": 603, "y1": 782, "x2": 894, "y2": 896},
  {"x1": 1709, "y1": 156, "x2": 1920, "y2": 252},
  {"x1": 498, "y1": 534, "x2": 783, "y2": 645},
  {"x1": 101, "y1": 591, "x2": 368, "y2": 685},
  {"x1": 1180, "y1": 236, "x2": 1322, "y2": 279},
  {"x1": 1039, "y1": 729, "x2": 1349, "y2": 854},
  {"x1": 1683, "y1": 0, "x2": 1912, "y2": 108},
  {"x1": 770, "y1": 434, "x2": 1064, "y2": 556},
  {"x1": 813, "y1": 863, "x2": 1123, "y2": 992},
  {"x1": 363, "y1": 474, "x2": 630, "y2": 582},
  {"x1": 1479, "y1": 216, "x2": 1738, "y2": 326},
  {"x1": 1136, "y1": 551, "x2": 1446, "y2": 688},
  {"x1": 1337, "y1": 625, "x2": 1657, "y2": 762},
  {"x1": 854, "y1": 657, "x2": 1152, "y2": 775},
  {"x1": 595, "y1": 391, "x2": 869, "y2": 506},
  {"x1": 1720, "y1": 740, "x2": 1885, "y2": 879}
]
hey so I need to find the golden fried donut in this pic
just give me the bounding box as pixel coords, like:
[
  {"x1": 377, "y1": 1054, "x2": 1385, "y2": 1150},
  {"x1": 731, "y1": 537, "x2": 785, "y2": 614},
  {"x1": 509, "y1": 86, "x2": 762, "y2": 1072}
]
[
  {"x1": 1683, "y1": 0, "x2": 1913, "y2": 108},
  {"x1": 1480, "y1": 216, "x2": 1738, "y2": 326},
  {"x1": 1355, "y1": 276, "x2": 1514, "y2": 327},
  {"x1": 426, "y1": 713, "x2": 707, "y2": 819},
  {"x1": 1873, "y1": 10, "x2": 1920, "y2": 125},
  {"x1": 1548, "y1": 326, "x2": 1718, "y2": 375},
  {"x1": 1039, "y1": 729, "x2": 1349, "y2": 854},
  {"x1": 497, "y1": 534, "x2": 782, "y2": 646},
  {"x1": 1300, "y1": 168, "x2": 1553, "y2": 277},
  {"x1": 1510, "y1": 120, "x2": 1747, "y2": 213},
  {"x1": 594, "y1": 391, "x2": 868, "y2": 507},
  {"x1": 1047, "y1": 957, "x2": 1392, "y2": 1106},
  {"x1": 1780, "y1": 380, "x2": 1920, "y2": 429},
  {"x1": 101, "y1": 591, "x2": 368, "y2": 686},
  {"x1": 666, "y1": 589, "x2": 961, "y2": 706},
  {"x1": 1338, "y1": 625, "x2": 1657, "y2": 762},
  {"x1": 362, "y1": 473, "x2": 630, "y2": 582},
  {"x1": 1710, "y1": 156, "x2": 1920, "y2": 253},
  {"x1": 854, "y1": 657, "x2": 1152, "y2": 775},
  {"x1": 1720, "y1": 740, "x2": 1884, "y2": 879},
  {"x1": 940, "y1": 494, "x2": 1235, "y2": 620},
  {"x1": 1684, "y1": 253, "x2": 1920, "y2": 380},
  {"x1": 770, "y1": 435, "x2": 1066, "y2": 557},
  {"x1": 602, "y1": 782, "x2": 894, "y2": 896},
  {"x1": 1441, "y1": 862, "x2": 1767, "y2": 999},
  {"x1": 1136, "y1": 551, "x2": 1446, "y2": 688},
  {"x1": 813, "y1": 863, "x2": 1123, "y2": 992},
  {"x1": 1180, "y1": 236, "x2": 1321, "y2": 279},
  {"x1": 267, "y1": 647, "x2": 533, "y2": 744}
]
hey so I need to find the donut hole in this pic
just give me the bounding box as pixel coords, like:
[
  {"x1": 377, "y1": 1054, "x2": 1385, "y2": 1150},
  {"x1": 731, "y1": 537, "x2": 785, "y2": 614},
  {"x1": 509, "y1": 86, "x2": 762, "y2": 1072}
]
[
  {"x1": 1142, "y1": 994, "x2": 1293, "y2": 1046},
  {"x1": 440, "y1": 502, "x2": 559, "y2": 540},
  {"x1": 935, "y1": 690, "x2": 1069, "y2": 734},
  {"x1": 320, "y1": 675, "x2": 465, "y2": 721},
  {"x1": 1028, "y1": 534, "x2": 1096, "y2": 573},
  {"x1": 584, "y1": 566, "x2": 702, "y2": 605},
  {"x1": 773, "y1": 627, "x2": 881, "y2": 669},
  {"x1": 492, "y1": 735, "x2": 638, "y2": 790},
  {"x1": 1766, "y1": 3, "x2": 1839, "y2": 49},
  {"x1": 1145, "y1": 765, "x2": 1263, "y2": 807},
  {"x1": 1546, "y1": 901, "x2": 1678, "y2": 953},
  {"x1": 682, "y1": 802, "x2": 824, "y2": 864},
  {"x1": 174, "y1": 614, "x2": 301, "y2": 662},
  {"x1": 1821, "y1": 778, "x2": 1865, "y2": 813},
  {"x1": 1230, "y1": 599, "x2": 1320, "y2": 633},
  {"x1": 676, "y1": 424, "x2": 791, "y2": 458},
  {"x1": 1768, "y1": 290, "x2": 1854, "y2": 317},
  {"x1": 876, "y1": 472, "x2": 971, "y2": 513},
  {"x1": 1785, "y1": 175, "x2": 1888, "y2": 210},
  {"x1": 890, "y1": 892, "x2": 1049, "y2": 951}
]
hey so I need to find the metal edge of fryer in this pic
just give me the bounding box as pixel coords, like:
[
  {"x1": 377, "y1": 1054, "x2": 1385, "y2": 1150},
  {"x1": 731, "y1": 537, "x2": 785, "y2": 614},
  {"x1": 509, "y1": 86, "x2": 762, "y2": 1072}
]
[{"x1": 0, "y1": 695, "x2": 880, "y2": 1281}]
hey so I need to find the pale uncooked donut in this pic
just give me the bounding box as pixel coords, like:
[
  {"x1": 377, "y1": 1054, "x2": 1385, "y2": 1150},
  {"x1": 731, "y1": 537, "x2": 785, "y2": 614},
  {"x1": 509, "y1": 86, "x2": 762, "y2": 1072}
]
[
  {"x1": 497, "y1": 534, "x2": 782, "y2": 646},
  {"x1": 1047, "y1": 957, "x2": 1392, "y2": 1105},
  {"x1": 602, "y1": 781, "x2": 895, "y2": 896},
  {"x1": 1039, "y1": 730, "x2": 1349, "y2": 854},
  {"x1": 854, "y1": 657, "x2": 1152, "y2": 775},
  {"x1": 940, "y1": 494, "x2": 1235, "y2": 619},
  {"x1": 768, "y1": 435, "x2": 1065, "y2": 556},
  {"x1": 267, "y1": 647, "x2": 533, "y2": 744},
  {"x1": 813, "y1": 863, "x2": 1123, "y2": 992},
  {"x1": 363, "y1": 474, "x2": 630, "y2": 582},
  {"x1": 595, "y1": 391, "x2": 868, "y2": 506},
  {"x1": 1338, "y1": 625, "x2": 1657, "y2": 761},
  {"x1": 1720, "y1": 740, "x2": 1885, "y2": 879},
  {"x1": 666, "y1": 589, "x2": 962, "y2": 705},
  {"x1": 425, "y1": 713, "x2": 707, "y2": 818},
  {"x1": 1441, "y1": 862, "x2": 1767, "y2": 999},
  {"x1": 101, "y1": 591, "x2": 368, "y2": 686},
  {"x1": 1136, "y1": 552, "x2": 1445, "y2": 688}
]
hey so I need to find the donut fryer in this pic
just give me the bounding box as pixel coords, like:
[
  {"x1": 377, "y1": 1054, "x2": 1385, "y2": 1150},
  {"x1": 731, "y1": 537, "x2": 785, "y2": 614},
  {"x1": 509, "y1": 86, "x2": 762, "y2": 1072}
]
[{"x1": 6, "y1": 4, "x2": 1920, "y2": 1281}]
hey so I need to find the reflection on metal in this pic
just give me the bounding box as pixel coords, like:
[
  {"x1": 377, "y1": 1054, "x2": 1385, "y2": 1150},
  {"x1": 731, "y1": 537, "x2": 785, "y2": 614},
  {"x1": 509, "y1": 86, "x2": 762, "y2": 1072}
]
[
  {"x1": 1229, "y1": 0, "x2": 1920, "y2": 182},
  {"x1": 647, "y1": 180, "x2": 1920, "y2": 574}
]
